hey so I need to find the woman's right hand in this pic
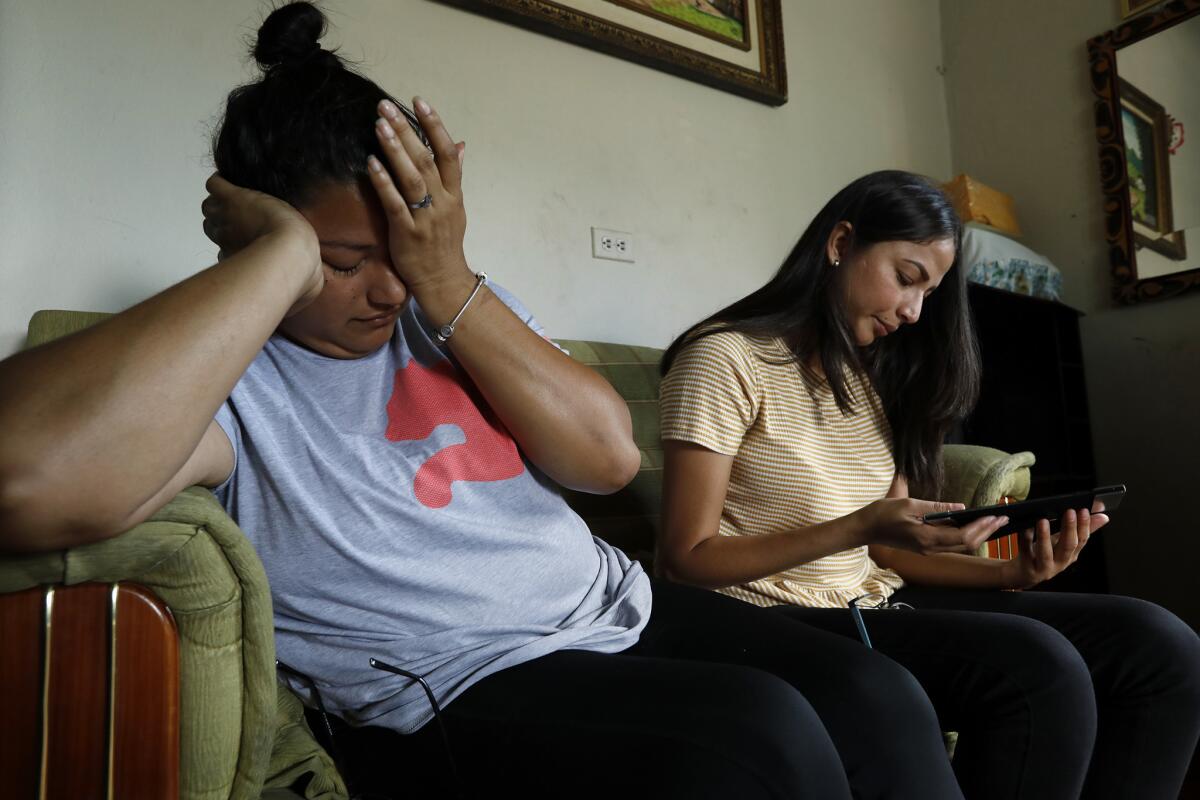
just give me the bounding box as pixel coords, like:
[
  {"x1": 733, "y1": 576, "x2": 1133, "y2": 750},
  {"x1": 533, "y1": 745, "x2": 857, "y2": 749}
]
[
  {"x1": 853, "y1": 497, "x2": 1008, "y2": 555},
  {"x1": 365, "y1": 97, "x2": 471, "y2": 297},
  {"x1": 201, "y1": 173, "x2": 323, "y2": 314}
]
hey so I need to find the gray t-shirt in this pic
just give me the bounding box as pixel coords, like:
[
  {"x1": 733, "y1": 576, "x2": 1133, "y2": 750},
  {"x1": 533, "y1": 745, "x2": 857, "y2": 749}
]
[{"x1": 213, "y1": 285, "x2": 651, "y2": 733}]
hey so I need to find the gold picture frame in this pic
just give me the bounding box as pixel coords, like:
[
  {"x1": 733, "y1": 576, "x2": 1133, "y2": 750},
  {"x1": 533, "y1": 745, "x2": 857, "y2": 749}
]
[{"x1": 433, "y1": 0, "x2": 787, "y2": 106}]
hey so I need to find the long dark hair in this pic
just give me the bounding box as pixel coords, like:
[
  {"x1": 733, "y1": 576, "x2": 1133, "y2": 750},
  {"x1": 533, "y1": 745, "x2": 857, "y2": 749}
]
[
  {"x1": 661, "y1": 170, "x2": 980, "y2": 497},
  {"x1": 213, "y1": 2, "x2": 409, "y2": 207}
]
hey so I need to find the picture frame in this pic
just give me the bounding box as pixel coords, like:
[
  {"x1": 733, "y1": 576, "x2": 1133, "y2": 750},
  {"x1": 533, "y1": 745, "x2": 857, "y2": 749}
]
[
  {"x1": 1119, "y1": 78, "x2": 1186, "y2": 260},
  {"x1": 433, "y1": 0, "x2": 787, "y2": 106},
  {"x1": 1122, "y1": 0, "x2": 1164, "y2": 18}
]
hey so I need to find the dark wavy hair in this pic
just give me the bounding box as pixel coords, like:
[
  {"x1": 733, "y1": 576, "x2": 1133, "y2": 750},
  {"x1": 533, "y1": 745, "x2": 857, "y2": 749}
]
[
  {"x1": 661, "y1": 170, "x2": 980, "y2": 497},
  {"x1": 212, "y1": 2, "x2": 409, "y2": 207}
]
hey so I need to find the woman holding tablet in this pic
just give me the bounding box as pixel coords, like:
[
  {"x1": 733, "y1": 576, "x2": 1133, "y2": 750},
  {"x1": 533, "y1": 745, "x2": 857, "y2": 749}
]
[{"x1": 659, "y1": 171, "x2": 1200, "y2": 799}]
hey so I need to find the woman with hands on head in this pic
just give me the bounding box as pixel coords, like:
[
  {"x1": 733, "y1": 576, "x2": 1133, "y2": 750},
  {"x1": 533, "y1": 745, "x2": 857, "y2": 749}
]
[
  {"x1": 658, "y1": 170, "x2": 1200, "y2": 799},
  {"x1": 0, "y1": 4, "x2": 907, "y2": 797}
]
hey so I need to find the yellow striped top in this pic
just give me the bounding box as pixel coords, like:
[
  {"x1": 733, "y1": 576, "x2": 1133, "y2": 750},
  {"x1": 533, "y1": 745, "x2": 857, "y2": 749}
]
[{"x1": 660, "y1": 330, "x2": 903, "y2": 608}]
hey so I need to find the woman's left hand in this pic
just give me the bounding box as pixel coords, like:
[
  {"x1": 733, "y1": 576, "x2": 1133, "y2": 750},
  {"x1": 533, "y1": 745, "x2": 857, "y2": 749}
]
[
  {"x1": 999, "y1": 508, "x2": 1110, "y2": 589},
  {"x1": 365, "y1": 96, "x2": 471, "y2": 297}
]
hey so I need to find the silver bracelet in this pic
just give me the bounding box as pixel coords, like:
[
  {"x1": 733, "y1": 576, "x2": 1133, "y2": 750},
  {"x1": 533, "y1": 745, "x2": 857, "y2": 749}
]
[{"x1": 434, "y1": 272, "x2": 488, "y2": 343}]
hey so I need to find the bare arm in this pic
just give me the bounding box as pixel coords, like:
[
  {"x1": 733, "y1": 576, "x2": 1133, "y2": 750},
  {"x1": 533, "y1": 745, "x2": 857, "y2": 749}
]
[
  {"x1": 365, "y1": 98, "x2": 639, "y2": 494},
  {"x1": 0, "y1": 178, "x2": 322, "y2": 552},
  {"x1": 868, "y1": 546, "x2": 1011, "y2": 588},
  {"x1": 657, "y1": 441, "x2": 1006, "y2": 589},
  {"x1": 424, "y1": 282, "x2": 639, "y2": 494}
]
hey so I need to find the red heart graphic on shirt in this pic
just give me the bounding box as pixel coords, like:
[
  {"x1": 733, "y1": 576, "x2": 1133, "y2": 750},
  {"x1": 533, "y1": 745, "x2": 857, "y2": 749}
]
[{"x1": 386, "y1": 358, "x2": 525, "y2": 509}]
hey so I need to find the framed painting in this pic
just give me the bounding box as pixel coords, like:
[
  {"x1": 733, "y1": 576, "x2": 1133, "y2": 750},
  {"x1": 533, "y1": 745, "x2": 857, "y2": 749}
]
[
  {"x1": 1122, "y1": 0, "x2": 1164, "y2": 18},
  {"x1": 1119, "y1": 78, "x2": 1186, "y2": 260},
  {"x1": 433, "y1": 0, "x2": 787, "y2": 105}
]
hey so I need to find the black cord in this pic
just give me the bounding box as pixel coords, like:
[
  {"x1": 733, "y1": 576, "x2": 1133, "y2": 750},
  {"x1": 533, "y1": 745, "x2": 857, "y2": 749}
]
[{"x1": 369, "y1": 657, "x2": 464, "y2": 799}]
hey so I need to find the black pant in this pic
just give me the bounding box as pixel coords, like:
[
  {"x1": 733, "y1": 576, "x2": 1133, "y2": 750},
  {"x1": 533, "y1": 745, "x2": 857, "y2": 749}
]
[
  {"x1": 400, "y1": 580, "x2": 1200, "y2": 799},
  {"x1": 778, "y1": 586, "x2": 1200, "y2": 799}
]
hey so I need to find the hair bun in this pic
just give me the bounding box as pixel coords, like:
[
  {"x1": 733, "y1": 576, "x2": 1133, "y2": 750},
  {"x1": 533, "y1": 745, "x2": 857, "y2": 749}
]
[{"x1": 253, "y1": 2, "x2": 328, "y2": 70}]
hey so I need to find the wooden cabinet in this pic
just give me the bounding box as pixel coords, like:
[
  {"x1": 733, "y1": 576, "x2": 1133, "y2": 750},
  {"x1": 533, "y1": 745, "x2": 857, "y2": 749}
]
[{"x1": 956, "y1": 283, "x2": 1107, "y2": 592}]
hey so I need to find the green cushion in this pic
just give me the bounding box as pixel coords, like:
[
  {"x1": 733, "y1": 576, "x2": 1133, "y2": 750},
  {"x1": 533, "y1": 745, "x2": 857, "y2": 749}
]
[
  {"x1": 261, "y1": 687, "x2": 348, "y2": 799},
  {"x1": 25, "y1": 308, "x2": 112, "y2": 348},
  {"x1": 940, "y1": 444, "x2": 1034, "y2": 559},
  {"x1": 941, "y1": 445, "x2": 1034, "y2": 508}
]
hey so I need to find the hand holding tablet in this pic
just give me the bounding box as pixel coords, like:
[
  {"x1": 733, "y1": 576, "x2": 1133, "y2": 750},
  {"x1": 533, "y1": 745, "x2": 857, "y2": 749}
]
[{"x1": 923, "y1": 485, "x2": 1125, "y2": 541}]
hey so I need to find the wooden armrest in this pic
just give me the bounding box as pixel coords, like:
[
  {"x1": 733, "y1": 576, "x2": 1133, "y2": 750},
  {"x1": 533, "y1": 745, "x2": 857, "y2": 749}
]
[{"x1": 0, "y1": 582, "x2": 179, "y2": 798}]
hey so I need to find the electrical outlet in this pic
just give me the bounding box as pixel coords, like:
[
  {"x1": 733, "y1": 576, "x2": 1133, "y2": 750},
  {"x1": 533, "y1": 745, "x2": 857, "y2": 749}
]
[{"x1": 591, "y1": 227, "x2": 635, "y2": 263}]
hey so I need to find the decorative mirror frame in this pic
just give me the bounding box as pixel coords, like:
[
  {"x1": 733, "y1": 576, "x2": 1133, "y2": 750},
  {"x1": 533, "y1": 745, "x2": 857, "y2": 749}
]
[{"x1": 1088, "y1": 0, "x2": 1200, "y2": 304}]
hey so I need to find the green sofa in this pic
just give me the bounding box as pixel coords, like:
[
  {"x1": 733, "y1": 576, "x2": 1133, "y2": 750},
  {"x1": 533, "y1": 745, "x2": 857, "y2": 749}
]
[{"x1": 0, "y1": 312, "x2": 1034, "y2": 798}]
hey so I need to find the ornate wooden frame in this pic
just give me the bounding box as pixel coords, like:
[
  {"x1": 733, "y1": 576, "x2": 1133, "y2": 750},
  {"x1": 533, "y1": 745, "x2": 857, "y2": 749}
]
[
  {"x1": 1088, "y1": 0, "x2": 1200, "y2": 304},
  {"x1": 433, "y1": 0, "x2": 787, "y2": 106}
]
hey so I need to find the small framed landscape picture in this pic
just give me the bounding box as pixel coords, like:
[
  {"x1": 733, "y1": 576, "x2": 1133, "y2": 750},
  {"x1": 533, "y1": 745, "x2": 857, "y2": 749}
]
[
  {"x1": 607, "y1": 0, "x2": 752, "y2": 50},
  {"x1": 1121, "y1": 0, "x2": 1163, "y2": 19},
  {"x1": 433, "y1": 0, "x2": 787, "y2": 105},
  {"x1": 1119, "y1": 78, "x2": 1186, "y2": 260}
]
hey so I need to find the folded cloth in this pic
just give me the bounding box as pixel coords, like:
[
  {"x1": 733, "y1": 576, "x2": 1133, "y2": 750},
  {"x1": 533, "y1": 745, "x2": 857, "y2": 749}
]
[{"x1": 961, "y1": 223, "x2": 1063, "y2": 301}]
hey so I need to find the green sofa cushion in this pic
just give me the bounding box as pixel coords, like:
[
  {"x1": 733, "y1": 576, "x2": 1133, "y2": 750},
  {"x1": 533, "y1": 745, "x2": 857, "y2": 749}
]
[
  {"x1": 25, "y1": 309, "x2": 114, "y2": 348},
  {"x1": 262, "y1": 687, "x2": 347, "y2": 799}
]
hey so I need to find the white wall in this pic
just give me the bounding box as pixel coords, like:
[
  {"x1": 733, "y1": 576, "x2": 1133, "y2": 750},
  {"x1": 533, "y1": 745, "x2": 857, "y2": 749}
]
[
  {"x1": 0, "y1": 0, "x2": 951, "y2": 358},
  {"x1": 940, "y1": 0, "x2": 1116, "y2": 314}
]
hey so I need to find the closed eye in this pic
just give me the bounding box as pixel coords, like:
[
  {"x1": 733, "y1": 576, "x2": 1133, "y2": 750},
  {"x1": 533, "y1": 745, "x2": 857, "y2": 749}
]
[
  {"x1": 328, "y1": 259, "x2": 366, "y2": 276},
  {"x1": 896, "y1": 271, "x2": 914, "y2": 287}
]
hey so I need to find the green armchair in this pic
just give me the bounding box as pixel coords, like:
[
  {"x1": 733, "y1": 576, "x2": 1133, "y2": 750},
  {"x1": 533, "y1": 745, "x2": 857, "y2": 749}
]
[{"x1": 0, "y1": 314, "x2": 1034, "y2": 799}]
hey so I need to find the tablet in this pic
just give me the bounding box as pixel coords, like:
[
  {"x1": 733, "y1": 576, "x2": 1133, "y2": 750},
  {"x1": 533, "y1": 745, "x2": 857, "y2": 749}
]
[{"x1": 922, "y1": 485, "x2": 1125, "y2": 541}]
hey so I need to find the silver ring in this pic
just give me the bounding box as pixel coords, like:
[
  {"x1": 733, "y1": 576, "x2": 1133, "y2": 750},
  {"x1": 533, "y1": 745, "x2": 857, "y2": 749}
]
[{"x1": 408, "y1": 193, "x2": 433, "y2": 210}]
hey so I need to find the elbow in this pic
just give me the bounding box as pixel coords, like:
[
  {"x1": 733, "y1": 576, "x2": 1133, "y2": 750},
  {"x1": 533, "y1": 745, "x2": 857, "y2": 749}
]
[
  {"x1": 585, "y1": 439, "x2": 643, "y2": 496},
  {"x1": 0, "y1": 470, "x2": 127, "y2": 553},
  {"x1": 610, "y1": 440, "x2": 643, "y2": 492},
  {"x1": 655, "y1": 557, "x2": 687, "y2": 584},
  {"x1": 654, "y1": 546, "x2": 718, "y2": 590},
  {"x1": 594, "y1": 399, "x2": 642, "y2": 494},
  {"x1": 0, "y1": 467, "x2": 39, "y2": 549}
]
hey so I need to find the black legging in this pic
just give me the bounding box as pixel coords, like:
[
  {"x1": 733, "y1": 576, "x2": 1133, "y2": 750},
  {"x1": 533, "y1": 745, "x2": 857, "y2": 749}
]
[{"x1": 397, "y1": 580, "x2": 1200, "y2": 799}]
